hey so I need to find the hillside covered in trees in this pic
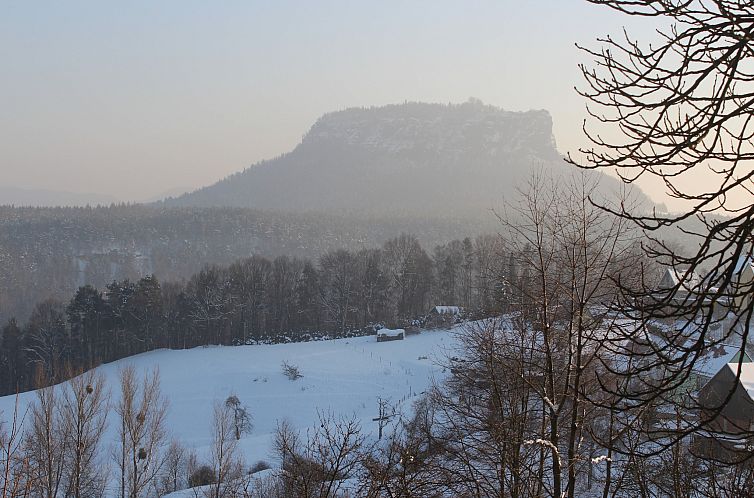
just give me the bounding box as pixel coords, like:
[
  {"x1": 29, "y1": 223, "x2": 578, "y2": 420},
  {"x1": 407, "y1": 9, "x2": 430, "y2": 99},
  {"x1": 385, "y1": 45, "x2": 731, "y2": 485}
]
[
  {"x1": 0, "y1": 205, "x2": 491, "y2": 324},
  {"x1": 0, "y1": 232, "x2": 510, "y2": 396}
]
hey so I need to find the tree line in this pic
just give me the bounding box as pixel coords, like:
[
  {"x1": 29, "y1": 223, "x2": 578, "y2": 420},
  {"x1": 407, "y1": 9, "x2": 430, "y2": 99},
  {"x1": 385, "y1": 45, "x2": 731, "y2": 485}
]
[
  {"x1": 0, "y1": 204, "x2": 489, "y2": 326},
  {"x1": 0, "y1": 232, "x2": 511, "y2": 396}
]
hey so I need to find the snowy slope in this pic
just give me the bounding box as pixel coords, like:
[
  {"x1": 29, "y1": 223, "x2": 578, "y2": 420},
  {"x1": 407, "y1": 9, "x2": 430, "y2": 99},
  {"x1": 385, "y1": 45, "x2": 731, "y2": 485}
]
[{"x1": 0, "y1": 327, "x2": 457, "y2": 493}]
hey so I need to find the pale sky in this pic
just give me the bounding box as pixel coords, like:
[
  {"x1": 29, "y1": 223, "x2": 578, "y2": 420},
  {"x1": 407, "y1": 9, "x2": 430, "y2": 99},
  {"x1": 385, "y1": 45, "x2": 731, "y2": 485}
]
[{"x1": 0, "y1": 1, "x2": 667, "y2": 205}]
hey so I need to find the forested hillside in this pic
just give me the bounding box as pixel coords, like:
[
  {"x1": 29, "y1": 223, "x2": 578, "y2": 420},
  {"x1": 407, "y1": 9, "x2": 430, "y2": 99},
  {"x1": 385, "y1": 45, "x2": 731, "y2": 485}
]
[
  {"x1": 0, "y1": 205, "x2": 491, "y2": 324},
  {"x1": 0, "y1": 232, "x2": 510, "y2": 395}
]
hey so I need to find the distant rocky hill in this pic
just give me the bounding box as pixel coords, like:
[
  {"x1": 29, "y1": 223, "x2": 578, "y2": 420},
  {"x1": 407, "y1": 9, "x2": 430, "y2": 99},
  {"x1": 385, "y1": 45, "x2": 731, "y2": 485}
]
[
  {"x1": 0, "y1": 101, "x2": 658, "y2": 324},
  {"x1": 166, "y1": 100, "x2": 633, "y2": 216}
]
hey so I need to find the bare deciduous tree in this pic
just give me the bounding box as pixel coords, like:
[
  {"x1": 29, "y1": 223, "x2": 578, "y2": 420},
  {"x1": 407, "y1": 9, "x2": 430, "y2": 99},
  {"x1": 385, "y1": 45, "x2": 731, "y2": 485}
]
[
  {"x1": 364, "y1": 173, "x2": 638, "y2": 497},
  {"x1": 224, "y1": 395, "x2": 252, "y2": 441},
  {"x1": 0, "y1": 396, "x2": 32, "y2": 498},
  {"x1": 157, "y1": 440, "x2": 189, "y2": 497},
  {"x1": 114, "y1": 365, "x2": 168, "y2": 498},
  {"x1": 571, "y1": 0, "x2": 754, "y2": 472},
  {"x1": 60, "y1": 370, "x2": 109, "y2": 498},
  {"x1": 26, "y1": 384, "x2": 67, "y2": 498},
  {"x1": 275, "y1": 412, "x2": 365, "y2": 498},
  {"x1": 495, "y1": 172, "x2": 637, "y2": 497},
  {"x1": 204, "y1": 400, "x2": 245, "y2": 498}
]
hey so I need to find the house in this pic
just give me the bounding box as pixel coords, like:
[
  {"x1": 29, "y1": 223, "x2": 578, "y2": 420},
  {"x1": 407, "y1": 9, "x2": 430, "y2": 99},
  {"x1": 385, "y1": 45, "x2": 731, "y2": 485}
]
[
  {"x1": 650, "y1": 263, "x2": 754, "y2": 344},
  {"x1": 612, "y1": 264, "x2": 754, "y2": 439},
  {"x1": 685, "y1": 343, "x2": 751, "y2": 393},
  {"x1": 425, "y1": 306, "x2": 463, "y2": 329},
  {"x1": 658, "y1": 267, "x2": 703, "y2": 295},
  {"x1": 607, "y1": 320, "x2": 750, "y2": 414},
  {"x1": 693, "y1": 345, "x2": 751, "y2": 387},
  {"x1": 654, "y1": 266, "x2": 724, "y2": 321},
  {"x1": 376, "y1": 328, "x2": 405, "y2": 342},
  {"x1": 695, "y1": 362, "x2": 754, "y2": 460}
]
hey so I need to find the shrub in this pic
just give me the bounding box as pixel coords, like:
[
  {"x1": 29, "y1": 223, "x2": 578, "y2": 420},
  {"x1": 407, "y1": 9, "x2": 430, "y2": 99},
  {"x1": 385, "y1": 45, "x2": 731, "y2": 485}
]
[
  {"x1": 281, "y1": 361, "x2": 303, "y2": 381},
  {"x1": 188, "y1": 465, "x2": 215, "y2": 487},
  {"x1": 250, "y1": 460, "x2": 271, "y2": 474}
]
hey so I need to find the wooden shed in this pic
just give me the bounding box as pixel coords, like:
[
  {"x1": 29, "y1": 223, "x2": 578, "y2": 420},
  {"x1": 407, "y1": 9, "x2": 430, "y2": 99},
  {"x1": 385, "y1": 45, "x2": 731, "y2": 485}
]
[
  {"x1": 425, "y1": 306, "x2": 462, "y2": 329},
  {"x1": 376, "y1": 328, "x2": 405, "y2": 342}
]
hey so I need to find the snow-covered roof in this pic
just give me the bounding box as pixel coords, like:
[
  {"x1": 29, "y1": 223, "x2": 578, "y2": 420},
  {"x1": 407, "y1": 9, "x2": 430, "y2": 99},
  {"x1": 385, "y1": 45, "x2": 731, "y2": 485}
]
[
  {"x1": 377, "y1": 328, "x2": 405, "y2": 336},
  {"x1": 603, "y1": 315, "x2": 750, "y2": 381},
  {"x1": 658, "y1": 267, "x2": 703, "y2": 291},
  {"x1": 693, "y1": 344, "x2": 746, "y2": 379},
  {"x1": 432, "y1": 305, "x2": 461, "y2": 315},
  {"x1": 729, "y1": 363, "x2": 754, "y2": 400}
]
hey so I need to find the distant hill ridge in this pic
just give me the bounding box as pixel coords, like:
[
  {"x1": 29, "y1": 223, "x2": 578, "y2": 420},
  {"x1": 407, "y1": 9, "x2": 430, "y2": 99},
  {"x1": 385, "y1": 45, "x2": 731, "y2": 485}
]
[{"x1": 165, "y1": 100, "x2": 588, "y2": 216}]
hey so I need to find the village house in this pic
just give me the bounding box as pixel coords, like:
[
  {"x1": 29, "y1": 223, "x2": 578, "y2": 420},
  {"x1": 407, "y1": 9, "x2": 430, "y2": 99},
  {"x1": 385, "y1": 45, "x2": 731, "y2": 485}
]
[
  {"x1": 611, "y1": 328, "x2": 747, "y2": 410},
  {"x1": 655, "y1": 258, "x2": 754, "y2": 345},
  {"x1": 425, "y1": 305, "x2": 463, "y2": 329},
  {"x1": 696, "y1": 362, "x2": 754, "y2": 461},
  {"x1": 610, "y1": 265, "x2": 754, "y2": 431},
  {"x1": 687, "y1": 344, "x2": 751, "y2": 392},
  {"x1": 657, "y1": 266, "x2": 704, "y2": 299}
]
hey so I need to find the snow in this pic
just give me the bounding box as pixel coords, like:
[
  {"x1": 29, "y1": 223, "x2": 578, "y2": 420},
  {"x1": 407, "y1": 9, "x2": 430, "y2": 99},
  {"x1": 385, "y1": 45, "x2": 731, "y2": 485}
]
[
  {"x1": 0, "y1": 327, "x2": 456, "y2": 496},
  {"x1": 432, "y1": 305, "x2": 461, "y2": 315},
  {"x1": 163, "y1": 469, "x2": 278, "y2": 498},
  {"x1": 731, "y1": 362, "x2": 754, "y2": 399},
  {"x1": 692, "y1": 343, "x2": 745, "y2": 379}
]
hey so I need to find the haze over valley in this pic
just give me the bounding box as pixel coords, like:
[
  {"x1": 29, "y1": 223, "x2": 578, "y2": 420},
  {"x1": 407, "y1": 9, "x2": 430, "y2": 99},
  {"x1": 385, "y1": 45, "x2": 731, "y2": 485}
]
[{"x1": 1, "y1": 2, "x2": 750, "y2": 497}]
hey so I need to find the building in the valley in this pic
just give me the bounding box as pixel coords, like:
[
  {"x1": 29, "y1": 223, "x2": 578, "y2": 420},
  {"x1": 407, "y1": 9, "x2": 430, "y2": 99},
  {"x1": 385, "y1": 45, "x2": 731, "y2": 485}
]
[
  {"x1": 689, "y1": 344, "x2": 751, "y2": 392},
  {"x1": 425, "y1": 305, "x2": 463, "y2": 329},
  {"x1": 376, "y1": 328, "x2": 405, "y2": 342},
  {"x1": 696, "y1": 362, "x2": 754, "y2": 460}
]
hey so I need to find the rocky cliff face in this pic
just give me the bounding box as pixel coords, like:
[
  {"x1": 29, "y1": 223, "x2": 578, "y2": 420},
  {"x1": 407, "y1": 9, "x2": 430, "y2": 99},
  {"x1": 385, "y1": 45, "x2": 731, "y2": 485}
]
[
  {"x1": 167, "y1": 101, "x2": 605, "y2": 216},
  {"x1": 303, "y1": 101, "x2": 558, "y2": 161}
]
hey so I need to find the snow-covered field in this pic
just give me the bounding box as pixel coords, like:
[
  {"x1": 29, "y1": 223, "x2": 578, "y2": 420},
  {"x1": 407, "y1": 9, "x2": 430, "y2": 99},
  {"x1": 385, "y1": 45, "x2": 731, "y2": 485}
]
[{"x1": 0, "y1": 326, "x2": 457, "y2": 492}]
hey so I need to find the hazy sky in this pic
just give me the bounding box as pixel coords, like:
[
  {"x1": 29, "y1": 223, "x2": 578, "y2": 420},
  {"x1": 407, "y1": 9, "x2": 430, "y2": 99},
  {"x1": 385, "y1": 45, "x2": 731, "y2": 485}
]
[{"x1": 0, "y1": 1, "x2": 665, "y2": 204}]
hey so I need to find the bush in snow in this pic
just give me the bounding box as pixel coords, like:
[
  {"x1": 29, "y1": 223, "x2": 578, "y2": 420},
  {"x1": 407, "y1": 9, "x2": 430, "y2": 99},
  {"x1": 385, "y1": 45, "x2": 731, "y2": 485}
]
[
  {"x1": 189, "y1": 465, "x2": 215, "y2": 487},
  {"x1": 250, "y1": 460, "x2": 271, "y2": 474},
  {"x1": 281, "y1": 361, "x2": 303, "y2": 381}
]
